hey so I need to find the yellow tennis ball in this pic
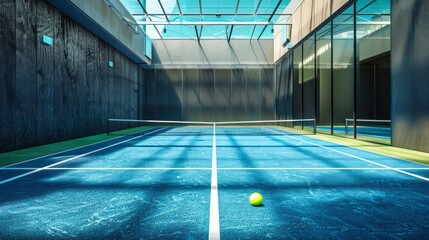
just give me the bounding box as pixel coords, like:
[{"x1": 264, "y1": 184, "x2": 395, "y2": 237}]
[{"x1": 249, "y1": 192, "x2": 263, "y2": 206}]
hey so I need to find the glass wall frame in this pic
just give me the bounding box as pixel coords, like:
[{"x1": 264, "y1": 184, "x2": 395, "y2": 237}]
[{"x1": 287, "y1": 0, "x2": 391, "y2": 143}]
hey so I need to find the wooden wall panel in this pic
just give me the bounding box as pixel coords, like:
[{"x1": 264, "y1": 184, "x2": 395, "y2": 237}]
[
  {"x1": 107, "y1": 45, "x2": 115, "y2": 120},
  {"x1": 52, "y1": 10, "x2": 67, "y2": 142},
  {"x1": 99, "y1": 41, "x2": 110, "y2": 132},
  {"x1": 138, "y1": 67, "x2": 145, "y2": 120},
  {"x1": 130, "y1": 61, "x2": 139, "y2": 121},
  {"x1": 76, "y1": 24, "x2": 88, "y2": 138},
  {"x1": 85, "y1": 29, "x2": 97, "y2": 135},
  {"x1": 0, "y1": 0, "x2": 143, "y2": 153},
  {"x1": 0, "y1": 0, "x2": 16, "y2": 152},
  {"x1": 113, "y1": 51, "x2": 122, "y2": 120},
  {"x1": 15, "y1": 0, "x2": 37, "y2": 149},
  {"x1": 124, "y1": 56, "x2": 131, "y2": 122},
  {"x1": 36, "y1": 1, "x2": 54, "y2": 145}
]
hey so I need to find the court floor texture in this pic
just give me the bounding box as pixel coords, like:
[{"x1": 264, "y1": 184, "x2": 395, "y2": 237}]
[{"x1": 1, "y1": 126, "x2": 429, "y2": 239}]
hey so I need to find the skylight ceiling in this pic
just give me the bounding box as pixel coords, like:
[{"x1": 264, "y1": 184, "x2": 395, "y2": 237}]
[{"x1": 119, "y1": 0, "x2": 300, "y2": 40}]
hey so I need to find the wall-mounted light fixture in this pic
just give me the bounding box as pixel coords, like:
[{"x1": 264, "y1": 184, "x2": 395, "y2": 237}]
[
  {"x1": 40, "y1": 35, "x2": 53, "y2": 46},
  {"x1": 282, "y1": 38, "x2": 291, "y2": 48},
  {"x1": 108, "y1": 60, "x2": 114, "y2": 68}
]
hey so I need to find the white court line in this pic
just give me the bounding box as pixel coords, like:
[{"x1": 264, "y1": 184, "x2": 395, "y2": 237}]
[
  {"x1": 270, "y1": 129, "x2": 429, "y2": 182},
  {"x1": 1, "y1": 167, "x2": 429, "y2": 171},
  {"x1": 0, "y1": 167, "x2": 212, "y2": 170},
  {"x1": 0, "y1": 128, "x2": 167, "y2": 185},
  {"x1": 0, "y1": 132, "x2": 139, "y2": 169},
  {"x1": 209, "y1": 124, "x2": 220, "y2": 240}
]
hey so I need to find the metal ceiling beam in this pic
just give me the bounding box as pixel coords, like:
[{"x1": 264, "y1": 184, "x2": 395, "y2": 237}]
[
  {"x1": 227, "y1": 25, "x2": 234, "y2": 43},
  {"x1": 234, "y1": 0, "x2": 241, "y2": 15},
  {"x1": 136, "y1": 0, "x2": 163, "y2": 39},
  {"x1": 258, "y1": 0, "x2": 283, "y2": 40},
  {"x1": 194, "y1": 25, "x2": 200, "y2": 42},
  {"x1": 199, "y1": 0, "x2": 203, "y2": 20},
  {"x1": 136, "y1": 21, "x2": 291, "y2": 25},
  {"x1": 132, "y1": 13, "x2": 292, "y2": 16},
  {"x1": 158, "y1": 0, "x2": 170, "y2": 23},
  {"x1": 249, "y1": 25, "x2": 257, "y2": 41},
  {"x1": 254, "y1": 0, "x2": 262, "y2": 14},
  {"x1": 136, "y1": 0, "x2": 149, "y2": 16},
  {"x1": 176, "y1": 0, "x2": 183, "y2": 15}
]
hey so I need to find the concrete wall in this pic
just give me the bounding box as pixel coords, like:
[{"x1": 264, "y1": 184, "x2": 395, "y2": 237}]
[
  {"x1": 144, "y1": 67, "x2": 275, "y2": 122},
  {"x1": 274, "y1": 0, "x2": 349, "y2": 62},
  {"x1": 151, "y1": 40, "x2": 274, "y2": 65},
  {"x1": 391, "y1": 0, "x2": 429, "y2": 153},
  {"x1": 47, "y1": 0, "x2": 150, "y2": 64}
]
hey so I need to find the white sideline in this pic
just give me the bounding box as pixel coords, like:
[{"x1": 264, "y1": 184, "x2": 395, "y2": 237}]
[
  {"x1": 0, "y1": 128, "x2": 166, "y2": 185},
  {"x1": 209, "y1": 124, "x2": 220, "y2": 240},
  {"x1": 270, "y1": 129, "x2": 429, "y2": 182},
  {"x1": 1, "y1": 167, "x2": 429, "y2": 171}
]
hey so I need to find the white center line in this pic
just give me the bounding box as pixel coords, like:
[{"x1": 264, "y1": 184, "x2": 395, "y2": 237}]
[
  {"x1": 0, "y1": 128, "x2": 166, "y2": 185},
  {"x1": 209, "y1": 124, "x2": 220, "y2": 240}
]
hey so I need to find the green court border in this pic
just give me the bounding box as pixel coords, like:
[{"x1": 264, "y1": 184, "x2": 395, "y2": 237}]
[
  {"x1": 309, "y1": 133, "x2": 429, "y2": 166},
  {"x1": 0, "y1": 127, "x2": 151, "y2": 167},
  {"x1": 1, "y1": 125, "x2": 428, "y2": 168}
]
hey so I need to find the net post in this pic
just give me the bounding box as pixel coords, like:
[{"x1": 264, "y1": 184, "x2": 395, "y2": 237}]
[
  {"x1": 345, "y1": 118, "x2": 348, "y2": 135},
  {"x1": 313, "y1": 118, "x2": 316, "y2": 134}
]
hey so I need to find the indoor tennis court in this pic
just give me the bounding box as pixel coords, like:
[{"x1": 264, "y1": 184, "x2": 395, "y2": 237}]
[
  {"x1": 1, "y1": 0, "x2": 429, "y2": 239},
  {"x1": 1, "y1": 122, "x2": 429, "y2": 239}
]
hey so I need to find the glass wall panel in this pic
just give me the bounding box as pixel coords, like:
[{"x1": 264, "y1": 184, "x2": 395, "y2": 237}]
[
  {"x1": 293, "y1": 43, "x2": 303, "y2": 128},
  {"x1": 316, "y1": 23, "x2": 332, "y2": 134},
  {"x1": 356, "y1": 0, "x2": 391, "y2": 144},
  {"x1": 303, "y1": 35, "x2": 316, "y2": 132},
  {"x1": 332, "y1": 5, "x2": 354, "y2": 137}
]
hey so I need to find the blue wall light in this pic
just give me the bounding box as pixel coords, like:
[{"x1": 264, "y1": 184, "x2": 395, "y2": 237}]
[
  {"x1": 108, "y1": 60, "x2": 114, "y2": 68},
  {"x1": 40, "y1": 35, "x2": 53, "y2": 46}
]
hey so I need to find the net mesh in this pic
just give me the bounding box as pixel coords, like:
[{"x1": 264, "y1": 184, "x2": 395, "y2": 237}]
[{"x1": 107, "y1": 119, "x2": 316, "y2": 136}]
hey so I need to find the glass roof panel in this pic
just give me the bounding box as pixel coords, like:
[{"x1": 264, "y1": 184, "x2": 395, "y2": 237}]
[
  {"x1": 120, "y1": 0, "x2": 299, "y2": 40},
  {"x1": 201, "y1": 0, "x2": 237, "y2": 14},
  {"x1": 200, "y1": 25, "x2": 228, "y2": 39},
  {"x1": 258, "y1": 0, "x2": 290, "y2": 14},
  {"x1": 179, "y1": 0, "x2": 200, "y2": 14}
]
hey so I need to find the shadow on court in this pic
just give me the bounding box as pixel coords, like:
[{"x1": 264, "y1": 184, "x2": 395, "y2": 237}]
[{"x1": 0, "y1": 127, "x2": 213, "y2": 239}]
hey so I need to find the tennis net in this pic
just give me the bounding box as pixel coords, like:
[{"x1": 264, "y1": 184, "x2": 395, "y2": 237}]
[{"x1": 106, "y1": 118, "x2": 317, "y2": 136}]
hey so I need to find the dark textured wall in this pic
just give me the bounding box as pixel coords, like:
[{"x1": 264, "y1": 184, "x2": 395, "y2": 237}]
[
  {"x1": 0, "y1": 0, "x2": 142, "y2": 153},
  {"x1": 391, "y1": 0, "x2": 429, "y2": 153},
  {"x1": 144, "y1": 67, "x2": 275, "y2": 122},
  {"x1": 275, "y1": 52, "x2": 294, "y2": 123}
]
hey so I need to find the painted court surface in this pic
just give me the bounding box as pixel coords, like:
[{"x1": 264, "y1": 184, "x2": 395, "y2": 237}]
[{"x1": 1, "y1": 127, "x2": 429, "y2": 239}]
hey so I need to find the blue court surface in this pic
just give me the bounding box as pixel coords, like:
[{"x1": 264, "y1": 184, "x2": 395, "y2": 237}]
[{"x1": 1, "y1": 127, "x2": 429, "y2": 239}]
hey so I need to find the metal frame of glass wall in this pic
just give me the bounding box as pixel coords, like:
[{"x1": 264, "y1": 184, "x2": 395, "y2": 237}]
[{"x1": 279, "y1": 0, "x2": 391, "y2": 144}]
